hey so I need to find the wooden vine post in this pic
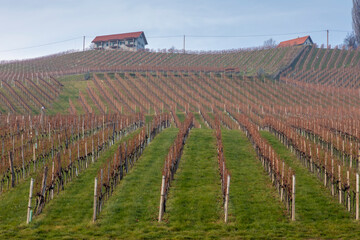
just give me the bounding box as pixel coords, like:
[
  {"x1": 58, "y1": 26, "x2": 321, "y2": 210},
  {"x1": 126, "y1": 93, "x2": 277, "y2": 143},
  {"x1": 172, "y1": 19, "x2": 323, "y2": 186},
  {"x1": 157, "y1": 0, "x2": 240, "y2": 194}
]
[
  {"x1": 338, "y1": 165, "x2": 342, "y2": 204},
  {"x1": 21, "y1": 134, "x2": 25, "y2": 179},
  {"x1": 357, "y1": 173, "x2": 359, "y2": 220},
  {"x1": 51, "y1": 161, "x2": 55, "y2": 200},
  {"x1": 93, "y1": 177, "x2": 98, "y2": 222},
  {"x1": 324, "y1": 153, "x2": 327, "y2": 187},
  {"x1": 8, "y1": 151, "x2": 15, "y2": 188},
  {"x1": 35, "y1": 166, "x2": 48, "y2": 216},
  {"x1": 224, "y1": 174, "x2": 231, "y2": 223},
  {"x1": 92, "y1": 138, "x2": 94, "y2": 163},
  {"x1": 26, "y1": 178, "x2": 34, "y2": 224},
  {"x1": 347, "y1": 171, "x2": 350, "y2": 212},
  {"x1": 292, "y1": 175, "x2": 296, "y2": 221},
  {"x1": 158, "y1": 175, "x2": 166, "y2": 222},
  {"x1": 33, "y1": 144, "x2": 36, "y2": 173},
  {"x1": 85, "y1": 142, "x2": 88, "y2": 168}
]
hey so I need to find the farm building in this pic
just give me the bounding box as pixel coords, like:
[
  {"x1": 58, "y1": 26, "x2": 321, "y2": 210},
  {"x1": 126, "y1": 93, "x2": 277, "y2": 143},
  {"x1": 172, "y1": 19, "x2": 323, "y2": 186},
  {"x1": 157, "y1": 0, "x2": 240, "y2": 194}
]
[
  {"x1": 92, "y1": 31, "x2": 148, "y2": 51},
  {"x1": 278, "y1": 35, "x2": 313, "y2": 47}
]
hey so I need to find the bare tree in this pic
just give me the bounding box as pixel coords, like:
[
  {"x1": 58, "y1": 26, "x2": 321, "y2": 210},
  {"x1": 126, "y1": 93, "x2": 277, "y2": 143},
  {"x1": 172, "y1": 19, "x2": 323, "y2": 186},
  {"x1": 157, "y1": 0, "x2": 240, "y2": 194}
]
[
  {"x1": 263, "y1": 38, "x2": 277, "y2": 48},
  {"x1": 353, "y1": 0, "x2": 360, "y2": 43},
  {"x1": 344, "y1": 32, "x2": 357, "y2": 49}
]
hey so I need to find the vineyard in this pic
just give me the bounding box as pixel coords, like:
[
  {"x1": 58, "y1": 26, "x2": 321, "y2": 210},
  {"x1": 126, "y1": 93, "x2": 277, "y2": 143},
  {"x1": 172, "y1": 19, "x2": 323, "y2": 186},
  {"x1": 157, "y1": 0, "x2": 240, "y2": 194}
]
[{"x1": 1, "y1": 45, "x2": 360, "y2": 238}]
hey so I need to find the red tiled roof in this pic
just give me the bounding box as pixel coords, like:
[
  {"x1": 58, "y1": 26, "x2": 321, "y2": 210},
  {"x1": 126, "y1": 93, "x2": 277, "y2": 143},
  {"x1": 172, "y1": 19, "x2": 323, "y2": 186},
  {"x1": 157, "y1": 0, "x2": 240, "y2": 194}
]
[
  {"x1": 278, "y1": 36, "x2": 311, "y2": 47},
  {"x1": 92, "y1": 31, "x2": 147, "y2": 44}
]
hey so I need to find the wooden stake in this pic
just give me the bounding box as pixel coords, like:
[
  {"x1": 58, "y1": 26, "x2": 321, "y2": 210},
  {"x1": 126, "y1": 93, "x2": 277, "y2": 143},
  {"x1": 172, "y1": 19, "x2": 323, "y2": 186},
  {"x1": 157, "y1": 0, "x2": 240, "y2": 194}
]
[
  {"x1": 85, "y1": 142, "x2": 88, "y2": 168},
  {"x1": 8, "y1": 152, "x2": 15, "y2": 188},
  {"x1": 331, "y1": 158, "x2": 334, "y2": 195},
  {"x1": 41, "y1": 167, "x2": 48, "y2": 197},
  {"x1": 93, "y1": 177, "x2": 97, "y2": 222},
  {"x1": 22, "y1": 134, "x2": 25, "y2": 179},
  {"x1": 100, "y1": 169, "x2": 103, "y2": 193},
  {"x1": 158, "y1": 175, "x2": 166, "y2": 222},
  {"x1": 281, "y1": 161, "x2": 284, "y2": 201},
  {"x1": 51, "y1": 161, "x2": 55, "y2": 200},
  {"x1": 324, "y1": 153, "x2": 327, "y2": 187},
  {"x1": 356, "y1": 173, "x2": 359, "y2": 220},
  {"x1": 26, "y1": 178, "x2": 34, "y2": 224},
  {"x1": 347, "y1": 171, "x2": 350, "y2": 212},
  {"x1": 92, "y1": 138, "x2": 94, "y2": 163},
  {"x1": 224, "y1": 175, "x2": 231, "y2": 223},
  {"x1": 33, "y1": 144, "x2": 36, "y2": 173},
  {"x1": 338, "y1": 165, "x2": 342, "y2": 204},
  {"x1": 292, "y1": 175, "x2": 295, "y2": 221}
]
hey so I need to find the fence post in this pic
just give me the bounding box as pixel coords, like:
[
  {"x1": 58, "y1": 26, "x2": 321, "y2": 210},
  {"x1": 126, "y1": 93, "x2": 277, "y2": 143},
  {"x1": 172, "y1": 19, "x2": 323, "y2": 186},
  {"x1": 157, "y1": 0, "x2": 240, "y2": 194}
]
[
  {"x1": 281, "y1": 161, "x2": 284, "y2": 201},
  {"x1": 356, "y1": 173, "x2": 359, "y2": 220},
  {"x1": 347, "y1": 171, "x2": 350, "y2": 212},
  {"x1": 339, "y1": 165, "x2": 342, "y2": 204},
  {"x1": 33, "y1": 144, "x2": 36, "y2": 172},
  {"x1": 85, "y1": 142, "x2": 88, "y2": 168},
  {"x1": 291, "y1": 175, "x2": 295, "y2": 221},
  {"x1": 26, "y1": 178, "x2": 34, "y2": 224},
  {"x1": 224, "y1": 174, "x2": 231, "y2": 223},
  {"x1": 8, "y1": 152, "x2": 15, "y2": 188},
  {"x1": 92, "y1": 138, "x2": 94, "y2": 163},
  {"x1": 22, "y1": 134, "x2": 25, "y2": 179},
  {"x1": 51, "y1": 161, "x2": 55, "y2": 200},
  {"x1": 158, "y1": 175, "x2": 166, "y2": 222},
  {"x1": 93, "y1": 177, "x2": 98, "y2": 222}
]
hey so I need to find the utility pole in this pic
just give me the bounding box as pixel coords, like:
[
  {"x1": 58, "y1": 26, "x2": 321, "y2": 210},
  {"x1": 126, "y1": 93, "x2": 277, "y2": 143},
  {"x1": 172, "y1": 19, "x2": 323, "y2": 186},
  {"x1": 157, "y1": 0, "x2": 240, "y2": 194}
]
[
  {"x1": 183, "y1": 35, "x2": 186, "y2": 54},
  {"x1": 83, "y1": 36, "x2": 86, "y2": 51},
  {"x1": 327, "y1": 30, "x2": 329, "y2": 48}
]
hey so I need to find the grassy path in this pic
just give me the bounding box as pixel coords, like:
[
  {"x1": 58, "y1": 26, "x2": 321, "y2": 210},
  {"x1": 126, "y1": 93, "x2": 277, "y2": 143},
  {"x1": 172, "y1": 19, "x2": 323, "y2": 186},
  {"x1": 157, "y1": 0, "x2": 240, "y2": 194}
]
[
  {"x1": 0, "y1": 176, "x2": 33, "y2": 237},
  {"x1": 9, "y1": 129, "x2": 141, "y2": 239},
  {"x1": 176, "y1": 113, "x2": 185, "y2": 122},
  {"x1": 96, "y1": 128, "x2": 179, "y2": 239},
  {"x1": 262, "y1": 131, "x2": 360, "y2": 239},
  {"x1": 194, "y1": 112, "x2": 209, "y2": 129},
  {"x1": 164, "y1": 129, "x2": 223, "y2": 239},
  {"x1": 4, "y1": 128, "x2": 360, "y2": 239},
  {"x1": 222, "y1": 130, "x2": 293, "y2": 239}
]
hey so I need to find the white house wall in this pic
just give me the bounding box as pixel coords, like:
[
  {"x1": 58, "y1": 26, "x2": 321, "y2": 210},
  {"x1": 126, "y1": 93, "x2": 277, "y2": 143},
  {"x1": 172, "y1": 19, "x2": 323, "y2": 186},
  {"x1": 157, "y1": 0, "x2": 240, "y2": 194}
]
[{"x1": 94, "y1": 36, "x2": 146, "y2": 51}]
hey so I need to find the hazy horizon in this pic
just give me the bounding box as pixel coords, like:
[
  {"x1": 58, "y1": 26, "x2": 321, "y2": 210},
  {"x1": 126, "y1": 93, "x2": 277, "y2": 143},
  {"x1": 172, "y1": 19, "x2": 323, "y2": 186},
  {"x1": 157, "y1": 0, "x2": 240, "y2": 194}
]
[{"x1": 0, "y1": 0, "x2": 352, "y2": 61}]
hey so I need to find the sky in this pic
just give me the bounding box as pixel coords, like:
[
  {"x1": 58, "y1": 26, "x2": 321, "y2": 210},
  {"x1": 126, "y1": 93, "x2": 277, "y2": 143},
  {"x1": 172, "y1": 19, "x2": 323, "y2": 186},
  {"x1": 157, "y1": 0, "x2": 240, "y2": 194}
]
[{"x1": 0, "y1": 0, "x2": 353, "y2": 61}]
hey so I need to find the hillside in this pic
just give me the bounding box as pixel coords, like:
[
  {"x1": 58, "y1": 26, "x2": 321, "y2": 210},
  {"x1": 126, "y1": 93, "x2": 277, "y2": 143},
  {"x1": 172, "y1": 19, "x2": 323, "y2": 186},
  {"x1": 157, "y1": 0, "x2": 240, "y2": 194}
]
[
  {"x1": 0, "y1": 46, "x2": 302, "y2": 78},
  {"x1": 282, "y1": 45, "x2": 360, "y2": 87},
  {"x1": 2, "y1": 45, "x2": 360, "y2": 239}
]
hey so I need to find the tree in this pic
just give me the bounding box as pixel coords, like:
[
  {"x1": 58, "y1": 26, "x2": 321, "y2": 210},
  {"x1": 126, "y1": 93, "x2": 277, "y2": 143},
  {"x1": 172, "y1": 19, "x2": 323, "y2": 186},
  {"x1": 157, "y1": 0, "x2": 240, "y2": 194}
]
[
  {"x1": 344, "y1": 32, "x2": 357, "y2": 49},
  {"x1": 89, "y1": 43, "x2": 96, "y2": 50},
  {"x1": 353, "y1": 0, "x2": 360, "y2": 43},
  {"x1": 263, "y1": 38, "x2": 277, "y2": 48},
  {"x1": 168, "y1": 46, "x2": 176, "y2": 53}
]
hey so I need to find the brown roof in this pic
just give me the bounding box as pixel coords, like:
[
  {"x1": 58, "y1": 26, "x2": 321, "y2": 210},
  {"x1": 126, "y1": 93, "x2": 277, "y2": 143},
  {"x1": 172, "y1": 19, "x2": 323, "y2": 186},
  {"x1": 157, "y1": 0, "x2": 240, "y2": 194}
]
[
  {"x1": 92, "y1": 31, "x2": 147, "y2": 44},
  {"x1": 278, "y1": 36, "x2": 312, "y2": 47}
]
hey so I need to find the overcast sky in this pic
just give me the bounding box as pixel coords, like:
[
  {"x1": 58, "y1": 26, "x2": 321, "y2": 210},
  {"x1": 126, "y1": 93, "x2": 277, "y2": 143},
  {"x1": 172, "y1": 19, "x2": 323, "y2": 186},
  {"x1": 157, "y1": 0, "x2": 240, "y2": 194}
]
[{"x1": 0, "y1": 0, "x2": 352, "y2": 60}]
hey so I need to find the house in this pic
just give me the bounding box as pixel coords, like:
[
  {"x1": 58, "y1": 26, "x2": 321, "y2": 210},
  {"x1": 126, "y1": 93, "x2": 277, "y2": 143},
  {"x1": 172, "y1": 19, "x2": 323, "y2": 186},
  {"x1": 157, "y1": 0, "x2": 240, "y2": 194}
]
[
  {"x1": 92, "y1": 31, "x2": 148, "y2": 51},
  {"x1": 278, "y1": 36, "x2": 313, "y2": 47}
]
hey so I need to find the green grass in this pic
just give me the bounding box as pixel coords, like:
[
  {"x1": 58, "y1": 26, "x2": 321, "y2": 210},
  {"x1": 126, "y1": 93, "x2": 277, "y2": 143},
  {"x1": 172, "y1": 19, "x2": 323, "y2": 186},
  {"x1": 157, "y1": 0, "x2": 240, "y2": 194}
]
[
  {"x1": 223, "y1": 130, "x2": 294, "y2": 239},
  {"x1": 194, "y1": 112, "x2": 208, "y2": 129},
  {"x1": 261, "y1": 131, "x2": 360, "y2": 239},
  {"x1": 3, "y1": 129, "x2": 360, "y2": 239},
  {"x1": 314, "y1": 49, "x2": 325, "y2": 70},
  {"x1": 47, "y1": 77, "x2": 89, "y2": 115},
  {"x1": 96, "y1": 128, "x2": 179, "y2": 239},
  {"x1": 0, "y1": 177, "x2": 34, "y2": 238},
  {"x1": 145, "y1": 114, "x2": 154, "y2": 123},
  {"x1": 1, "y1": 129, "x2": 141, "y2": 239},
  {"x1": 164, "y1": 129, "x2": 223, "y2": 238},
  {"x1": 176, "y1": 113, "x2": 185, "y2": 122}
]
